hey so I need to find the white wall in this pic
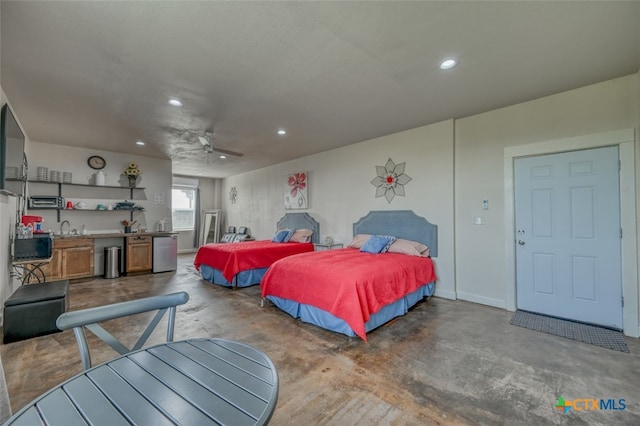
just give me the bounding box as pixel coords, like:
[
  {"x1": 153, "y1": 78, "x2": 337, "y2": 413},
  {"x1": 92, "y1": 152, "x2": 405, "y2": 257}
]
[
  {"x1": 635, "y1": 71, "x2": 640, "y2": 336},
  {"x1": 221, "y1": 72, "x2": 640, "y2": 336},
  {"x1": 222, "y1": 120, "x2": 456, "y2": 299},
  {"x1": 0, "y1": 89, "x2": 174, "y2": 319},
  {"x1": 3, "y1": 69, "x2": 639, "y2": 333},
  {"x1": 27, "y1": 141, "x2": 172, "y2": 234},
  {"x1": 176, "y1": 176, "x2": 223, "y2": 253},
  {"x1": 455, "y1": 74, "x2": 638, "y2": 308}
]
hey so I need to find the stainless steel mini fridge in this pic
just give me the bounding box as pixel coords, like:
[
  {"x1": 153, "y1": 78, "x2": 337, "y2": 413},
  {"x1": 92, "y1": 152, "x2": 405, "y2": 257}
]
[{"x1": 152, "y1": 235, "x2": 177, "y2": 273}]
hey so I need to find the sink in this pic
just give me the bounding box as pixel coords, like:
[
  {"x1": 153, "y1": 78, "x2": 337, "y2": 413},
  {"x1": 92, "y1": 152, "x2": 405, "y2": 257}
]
[{"x1": 53, "y1": 232, "x2": 77, "y2": 238}]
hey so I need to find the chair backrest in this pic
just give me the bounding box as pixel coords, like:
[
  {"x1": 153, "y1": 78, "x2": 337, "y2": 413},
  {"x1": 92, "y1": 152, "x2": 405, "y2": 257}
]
[{"x1": 56, "y1": 291, "x2": 189, "y2": 370}]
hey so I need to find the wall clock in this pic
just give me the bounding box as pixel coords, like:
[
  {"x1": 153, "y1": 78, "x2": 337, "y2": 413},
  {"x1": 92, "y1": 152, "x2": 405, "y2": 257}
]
[{"x1": 87, "y1": 155, "x2": 106, "y2": 170}]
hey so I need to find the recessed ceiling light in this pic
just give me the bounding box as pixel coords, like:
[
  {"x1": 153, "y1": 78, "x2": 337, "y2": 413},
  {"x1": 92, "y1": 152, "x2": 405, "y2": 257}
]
[
  {"x1": 168, "y1": 98, "x2": 183, "y2": 107},
  {"x1": 136, "y1": 140, "x2": 145, "y2": 146},
  {"x1": 219, "y1": 155, "x2": 227, "y2": 159},
  {"x1": 277, "y1": 129, "x2": 287, "y2": 135},
  {"x1": 439, "y1": 59, "x2": 457, "y2": 70}
]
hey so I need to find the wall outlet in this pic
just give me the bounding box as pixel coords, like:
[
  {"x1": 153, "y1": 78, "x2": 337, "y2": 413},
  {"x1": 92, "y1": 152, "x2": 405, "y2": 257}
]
[
  {"x1": 482, "y1": 199, "x2": 489, "y2": 210},
  {"x1": 474, "y1": 217, "x2": 483, "y2": 225}
]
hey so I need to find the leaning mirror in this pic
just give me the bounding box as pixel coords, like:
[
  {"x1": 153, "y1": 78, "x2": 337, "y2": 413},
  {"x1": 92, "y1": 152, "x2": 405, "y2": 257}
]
[{"x1": 200, "y1": 209, "x2": 221, "y2": 245}]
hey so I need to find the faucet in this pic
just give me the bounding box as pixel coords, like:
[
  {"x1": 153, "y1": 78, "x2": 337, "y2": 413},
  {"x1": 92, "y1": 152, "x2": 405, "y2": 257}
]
[{"x1": 60, "y1": 220, "x2": 71, "y2": 236}]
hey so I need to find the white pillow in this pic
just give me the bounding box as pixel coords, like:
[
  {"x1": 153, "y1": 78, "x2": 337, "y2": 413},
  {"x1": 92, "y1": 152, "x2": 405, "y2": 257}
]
[
  {"x1": 387, "y1": 238, "x2": 430, "y2": 257},
  {"x1": 289, "y1": 229, "x2": 313, "y2": 243},
  {"x1": 347, "y1": 234, "x2": 371, "y2": 248}
]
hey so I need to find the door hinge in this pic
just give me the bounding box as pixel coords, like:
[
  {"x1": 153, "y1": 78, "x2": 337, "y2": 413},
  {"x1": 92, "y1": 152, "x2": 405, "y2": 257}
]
[
  {"x1": 620, "y1": 228, "x2": 623, "y2": 239},
  {"x1": 619, "y1": 160, "x2": 621, "y2": 171},
  {"x1": 622, "y1": 296, "x2": 624, "y2": 308}
]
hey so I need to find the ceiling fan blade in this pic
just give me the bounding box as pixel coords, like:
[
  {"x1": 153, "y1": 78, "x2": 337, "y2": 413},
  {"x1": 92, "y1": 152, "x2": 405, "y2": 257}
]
[
  {"x1": 211, "y1": 146, "x2": 244, "y2": 157},
  {"x1": 200, "y1": 130, "x2": 244, "y2": 157}
]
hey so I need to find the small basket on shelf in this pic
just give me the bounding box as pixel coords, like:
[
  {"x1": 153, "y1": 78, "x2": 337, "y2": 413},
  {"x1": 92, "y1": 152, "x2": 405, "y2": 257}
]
[{"x1": 121, "y1": 220, "x2": 137, "y2": 234}]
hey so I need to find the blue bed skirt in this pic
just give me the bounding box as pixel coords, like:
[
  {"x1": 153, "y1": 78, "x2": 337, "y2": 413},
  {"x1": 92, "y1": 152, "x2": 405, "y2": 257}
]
[
  {"x1": 199, "y1": 265, "x2": 268, "y2": 288},
  {"x1": 266, "y1": 282, "x2": 435, "y2": 338}
]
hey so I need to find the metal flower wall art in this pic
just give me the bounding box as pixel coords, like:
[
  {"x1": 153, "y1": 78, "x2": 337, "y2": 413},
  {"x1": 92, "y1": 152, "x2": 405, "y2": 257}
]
[
  {"x1": 285, "y1": 172, "x2": 308, "y2": 209},
  {"x1": 229, "y1": 187, "x2": 238, "y2": 204},
  {"x1": 371, "y1": 158, "x2": 412, "y2": 203}
]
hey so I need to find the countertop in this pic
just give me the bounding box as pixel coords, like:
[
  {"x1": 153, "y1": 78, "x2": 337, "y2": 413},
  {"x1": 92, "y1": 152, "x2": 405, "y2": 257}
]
[{"x1": 50, "y1": 231, "x2": 178, "y2": 239}]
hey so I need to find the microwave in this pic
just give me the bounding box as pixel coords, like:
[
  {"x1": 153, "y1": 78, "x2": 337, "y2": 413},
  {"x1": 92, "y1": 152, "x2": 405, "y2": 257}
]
[
  {"x1": 13, "y1": 234, "x2": 53, "y2": 260},
  {"x1": 28, "y1": 196, "x2": 65, "y2": 209}
]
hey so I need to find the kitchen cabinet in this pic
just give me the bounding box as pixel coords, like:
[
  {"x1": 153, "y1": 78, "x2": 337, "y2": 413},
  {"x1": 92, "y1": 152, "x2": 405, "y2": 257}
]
[
  {"x1": 38, "y1": 238, "x2": 94, "y2": 281},
  {"x1": 126, "y1": 235, "x2": 152, "y2": 273}
]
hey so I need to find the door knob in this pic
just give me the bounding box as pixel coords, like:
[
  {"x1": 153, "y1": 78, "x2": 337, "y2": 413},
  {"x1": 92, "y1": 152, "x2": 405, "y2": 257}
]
[{"x1": 518, "y1": 240, "x2": 526, "y2": 245}]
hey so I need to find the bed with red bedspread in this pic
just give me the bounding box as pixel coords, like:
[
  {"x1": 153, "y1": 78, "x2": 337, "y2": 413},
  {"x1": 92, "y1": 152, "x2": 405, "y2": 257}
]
[
  {"x1": 195, "y1": 240, "x2": 314, "y2": 286},
  {"x1": 194, "y1": 212, "x2": 319, "y2": 288},
  {"x1": 260, "y1": 210, "x2": 438, "y2": 341}
]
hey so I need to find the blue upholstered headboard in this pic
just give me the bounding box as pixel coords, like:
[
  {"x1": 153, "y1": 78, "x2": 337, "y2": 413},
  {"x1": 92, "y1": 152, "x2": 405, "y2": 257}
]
[
  {"x1": 352, "y1": 210, "x2": 438, "y2": 257},
  {"x1": 276, "y1": 213, "x2": 320, "y2": 244}
]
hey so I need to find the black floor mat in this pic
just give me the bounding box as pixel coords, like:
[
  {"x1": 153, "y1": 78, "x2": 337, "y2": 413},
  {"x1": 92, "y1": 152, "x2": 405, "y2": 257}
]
[{"x1": 510, "y1": 310, "x2": 629, "y2": 353}]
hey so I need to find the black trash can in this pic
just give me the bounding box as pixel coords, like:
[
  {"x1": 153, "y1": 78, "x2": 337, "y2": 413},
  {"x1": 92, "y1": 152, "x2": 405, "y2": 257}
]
[{"x1": 104, "y1": 246, "x2": 121, "y2": 279}]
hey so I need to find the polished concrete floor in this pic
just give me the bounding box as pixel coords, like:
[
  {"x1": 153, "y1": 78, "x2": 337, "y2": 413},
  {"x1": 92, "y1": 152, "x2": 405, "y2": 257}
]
[{"x1": 1, "y1": 253, "x2": 639, "y2": 425}]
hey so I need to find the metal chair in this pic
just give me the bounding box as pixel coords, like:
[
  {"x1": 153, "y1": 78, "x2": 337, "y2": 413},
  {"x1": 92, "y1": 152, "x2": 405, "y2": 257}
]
[
  {"x1": 56, "y1": 291, "x2": 189, "y2": 370},
  {"x1": 0, "y1": 356, "x2": 11, "y2": 423}
]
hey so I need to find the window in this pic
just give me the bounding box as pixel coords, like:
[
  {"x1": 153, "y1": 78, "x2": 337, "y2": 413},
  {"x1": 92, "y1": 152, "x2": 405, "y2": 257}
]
[{"x1": 172, "y1": 187, "x2": 196, "y2": 230}]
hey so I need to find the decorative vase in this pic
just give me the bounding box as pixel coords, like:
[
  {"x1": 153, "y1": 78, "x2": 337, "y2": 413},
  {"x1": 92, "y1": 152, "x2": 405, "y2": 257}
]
[{"x1": 128, "y1": 176, "x2": 137, "y2": 188}]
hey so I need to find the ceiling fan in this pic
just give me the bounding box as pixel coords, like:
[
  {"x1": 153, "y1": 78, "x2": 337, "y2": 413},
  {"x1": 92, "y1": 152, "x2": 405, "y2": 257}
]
[{"x1": 198, "y1": 131, "x2": 244, "y2": 157}]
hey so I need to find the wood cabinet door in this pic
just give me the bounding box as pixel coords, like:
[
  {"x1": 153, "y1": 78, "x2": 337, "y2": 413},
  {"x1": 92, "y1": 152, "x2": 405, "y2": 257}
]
[
  {"x1": 127, "y1": 237, "x2": 152, "y2": 272},
  {"x1": 22, "y1": 248, "x2": 64, "y2": 283},
  {"x1": 61, "y1": 246, "x2": 94, "y2": 279},
  {"x1": 39, "y1": 248, "x2": 64, "y2": 281}
]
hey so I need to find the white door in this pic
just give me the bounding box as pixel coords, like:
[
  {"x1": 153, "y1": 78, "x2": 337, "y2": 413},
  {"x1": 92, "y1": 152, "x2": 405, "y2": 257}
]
[{"x1": 515, "y1": 146, "x2": 622, "y2": 329}]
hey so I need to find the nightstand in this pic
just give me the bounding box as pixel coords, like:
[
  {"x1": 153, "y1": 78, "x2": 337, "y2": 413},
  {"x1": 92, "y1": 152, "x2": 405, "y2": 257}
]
[{"x1": 313, "y1": 243, "x2": 343, "y2": 251}]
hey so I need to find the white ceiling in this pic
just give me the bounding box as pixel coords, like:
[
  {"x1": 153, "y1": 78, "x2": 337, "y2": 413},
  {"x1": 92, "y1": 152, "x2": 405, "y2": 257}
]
[{"x1": 2, "y1": 2, "x2": 639, "y2": 178}]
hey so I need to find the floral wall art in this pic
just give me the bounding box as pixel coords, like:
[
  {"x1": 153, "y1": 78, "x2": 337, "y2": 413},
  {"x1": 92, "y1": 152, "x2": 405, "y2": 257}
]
[
  {"x1": 285, "y1": 172, "x2": 308, "y2": 209},
  {"x1": 370, "y1": 158, "x2": 412, "y2": 203}
]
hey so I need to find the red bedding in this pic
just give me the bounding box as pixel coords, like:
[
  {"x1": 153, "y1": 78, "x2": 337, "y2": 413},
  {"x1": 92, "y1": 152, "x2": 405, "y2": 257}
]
[
  {"x1": 261, "y1": 248, "x2": 437, "y2": 341},
  {"x1": 194, "y1": 240, "x2": 314, "y2": 282}
]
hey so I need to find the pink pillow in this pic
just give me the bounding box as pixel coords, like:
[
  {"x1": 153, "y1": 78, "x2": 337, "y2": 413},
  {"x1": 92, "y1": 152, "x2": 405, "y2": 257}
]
[
  {"x1": 289, "y1": 228, "x2": 313, "y2": 243},
  {"x1": 347, "y1": 234, "x2": 371, "y2": 248},
  {"x1": 387, "y1": 238, "x2": 430, "y2": 257}
]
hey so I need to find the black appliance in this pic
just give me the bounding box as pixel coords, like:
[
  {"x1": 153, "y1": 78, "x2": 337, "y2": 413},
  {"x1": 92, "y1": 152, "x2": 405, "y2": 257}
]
[
  {"x1": 13, "y1": 234, "x2": 53, "y2": 260},
  {"x1": 28, "y1": 196, "x2": 65, "y2": 209}
]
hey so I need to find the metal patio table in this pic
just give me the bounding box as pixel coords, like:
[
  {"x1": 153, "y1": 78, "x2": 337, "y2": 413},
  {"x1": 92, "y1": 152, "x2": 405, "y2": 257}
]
[{"x1": 4, "y1": 338, "x2": 279, "y2": 426}]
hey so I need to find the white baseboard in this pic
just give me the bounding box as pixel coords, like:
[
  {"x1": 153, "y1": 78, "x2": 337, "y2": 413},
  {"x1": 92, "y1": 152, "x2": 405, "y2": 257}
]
[
  {"x1": 456, "y1": 291, "x2": 506, "y2": 309},
  {"x1": 178, "y1": 249, "x2": 198, "y2": 254},
  {"x1": 434, "y1": 288, "x2": 456, "y2": 300}
]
